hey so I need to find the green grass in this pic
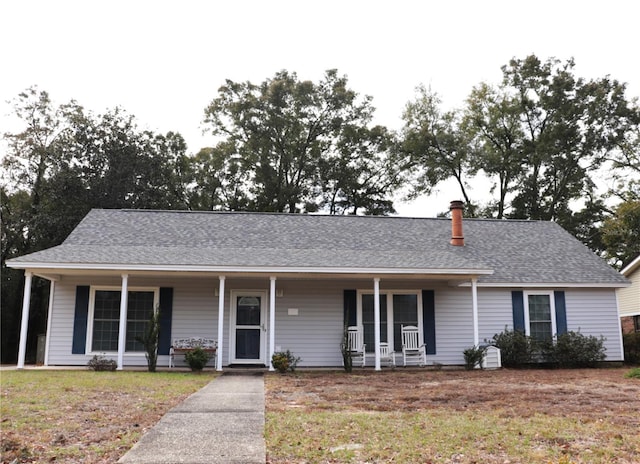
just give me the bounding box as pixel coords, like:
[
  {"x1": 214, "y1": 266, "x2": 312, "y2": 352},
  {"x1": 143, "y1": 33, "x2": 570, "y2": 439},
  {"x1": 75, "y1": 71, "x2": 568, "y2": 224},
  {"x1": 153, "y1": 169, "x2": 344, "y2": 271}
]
[
  {"x1": 625, "y1": 367, "x2": 640, "y2": 378},
  {"x1": 266, "y1": 409, "x2": 635, "y2": 463},
  {"x1": 1, "y1": 370, "x2": 215, "y2": 463}
]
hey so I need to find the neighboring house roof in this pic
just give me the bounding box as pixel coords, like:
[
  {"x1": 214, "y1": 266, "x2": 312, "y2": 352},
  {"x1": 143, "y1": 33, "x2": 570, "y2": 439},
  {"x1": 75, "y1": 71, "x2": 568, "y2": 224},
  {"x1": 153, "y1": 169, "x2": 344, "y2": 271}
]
[{"x1": 7, "y1": 209, "x2": 629, "y2": 286}]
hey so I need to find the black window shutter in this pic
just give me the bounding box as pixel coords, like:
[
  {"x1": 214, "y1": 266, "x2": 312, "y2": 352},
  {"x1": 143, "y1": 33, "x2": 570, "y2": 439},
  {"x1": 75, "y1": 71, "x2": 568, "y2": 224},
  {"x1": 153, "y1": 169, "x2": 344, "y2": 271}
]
[
  {"x1": 343, "y1": 290, "x2": 357, "y2": 327},
  {"x1": 72, "y1": 286, "x2": 90, "y2": 354},
  {"x1": 158, "y1": 288, "x2": 173, "y2": 355},
  {"x1": 512, "y1": 291, "x2": 525, "y2": 332},
  {"x1": 554, "y1": 291, "x2": 568, "y2": 335},
  {"x1": 422, "y1": 290, "x2": 436, "y2": 355}
]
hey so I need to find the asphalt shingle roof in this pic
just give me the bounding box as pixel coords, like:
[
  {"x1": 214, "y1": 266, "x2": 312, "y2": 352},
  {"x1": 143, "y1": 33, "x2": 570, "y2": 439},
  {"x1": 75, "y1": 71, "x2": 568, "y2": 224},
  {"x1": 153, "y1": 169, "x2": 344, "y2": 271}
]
[{"x1": 8, "y1": 209, "x2": 627, "y2": 285}]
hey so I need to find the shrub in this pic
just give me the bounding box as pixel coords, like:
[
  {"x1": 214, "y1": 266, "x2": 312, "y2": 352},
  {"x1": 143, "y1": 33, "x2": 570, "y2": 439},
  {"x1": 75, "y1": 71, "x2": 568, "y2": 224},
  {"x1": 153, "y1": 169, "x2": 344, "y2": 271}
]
[
  {"x1": 271, "y1": 350, "x2": 300, "y2": 373},
  {"x1": 135, "y1": 307, "x2": 161, "y2": 372},
  {"x1": 545, "y1": 331, "x2": 606, "y2": 368},
  {"x1": 489, "y1": 328, "x2": 535, "y2": 367},
  {"x1": 185, "y1": 347, "x2": 210, "y2": 371},
  {"x1": 623, "y1": 332, "x2": 640, "y2": 365},
  {"x1": 624, "y1": 367, "x2": 640, "y2": 379},
  {"x1": 463, "y1": 346, "x2": 486, "y2": 370},
  {"x1": 87, "y1": 354, "x2": 117, "y2": 371}
]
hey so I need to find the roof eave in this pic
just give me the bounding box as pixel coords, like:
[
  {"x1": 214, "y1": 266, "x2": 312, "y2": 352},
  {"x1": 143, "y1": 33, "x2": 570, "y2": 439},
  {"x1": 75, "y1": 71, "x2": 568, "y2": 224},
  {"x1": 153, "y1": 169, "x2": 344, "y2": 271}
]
[
  {"x1": 6, "y1": 261, "x2": 494, "y2": 277},
  {"x1": 461, "y1": 281, "x2": 630, "y2": 289}
]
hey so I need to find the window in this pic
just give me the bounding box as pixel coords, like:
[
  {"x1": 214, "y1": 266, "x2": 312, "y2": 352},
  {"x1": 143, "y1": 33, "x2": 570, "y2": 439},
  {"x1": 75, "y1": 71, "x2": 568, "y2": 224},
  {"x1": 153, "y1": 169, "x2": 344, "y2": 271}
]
[
  {"x1": 634, "y1": 315, "x2": 640, "y2": 333},
  {"x1": 92, "y1": 290, "x2": 121, "y2": 351},
  {"x1": 524, "y1": 292, "x2": 556, "y2": 343},
  {"x1": 125, "y1": 291, "x2": 156, "y2": 351},
  {"x1": 358, "y1": 291, "x2": 421, "y2": 352},
  {"x1": 392, "y1": 294, "x2": 418, "y2": 352},
  {"x1": 362, "y1": 294, "x2": 387, "y2": 351},
  {"x1": 89, "y1": 287, "x2": 158, "y2": 353}
]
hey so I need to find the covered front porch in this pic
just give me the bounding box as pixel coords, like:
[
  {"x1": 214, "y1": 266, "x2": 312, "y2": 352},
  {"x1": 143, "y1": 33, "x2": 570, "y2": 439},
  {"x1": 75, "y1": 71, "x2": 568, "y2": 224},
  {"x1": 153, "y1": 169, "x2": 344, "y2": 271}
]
[{"x1": 15, "y1": 267, "x2": 491, "y2": 371}]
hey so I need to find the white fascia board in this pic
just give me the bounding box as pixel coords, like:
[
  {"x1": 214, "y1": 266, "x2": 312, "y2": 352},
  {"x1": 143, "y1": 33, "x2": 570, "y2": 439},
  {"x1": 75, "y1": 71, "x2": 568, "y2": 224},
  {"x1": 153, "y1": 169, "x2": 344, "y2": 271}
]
[
  {"x1": 6, "y1": 261, "x2": 494, "y2": 276},
  {"x1": 621, "y1": 255, "x2": 640, "y2": 276},
  {"x1": 456, "y1": 281, "x2": 631, "y2": 289}
]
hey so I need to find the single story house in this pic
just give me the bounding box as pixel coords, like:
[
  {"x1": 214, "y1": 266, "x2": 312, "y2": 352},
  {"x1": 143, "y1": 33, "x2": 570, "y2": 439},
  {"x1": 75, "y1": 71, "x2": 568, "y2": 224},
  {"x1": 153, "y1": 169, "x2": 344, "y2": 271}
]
[
  {"x1": 8, "y1": 201, "x2": 629, "y2": 370},
  {"x1": 618, "y1": 255, "x2": 640, "y2": 334}
]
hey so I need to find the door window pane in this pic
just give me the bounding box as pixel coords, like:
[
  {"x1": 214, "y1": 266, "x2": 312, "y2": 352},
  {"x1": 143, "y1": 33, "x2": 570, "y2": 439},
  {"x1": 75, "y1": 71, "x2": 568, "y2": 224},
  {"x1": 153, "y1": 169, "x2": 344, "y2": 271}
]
[
  {"x1": 362, "y1": 294, "x2": 387, "y2": 352},
  {"x1": 393, "y1": 294, "x2": 418, "y2": 351},
  {"x1": 236, "y1": 329, "x2": 260, "y2": 359},
  {"x1": 237, "y1": 296, "x2": 261, "y2": 325}
]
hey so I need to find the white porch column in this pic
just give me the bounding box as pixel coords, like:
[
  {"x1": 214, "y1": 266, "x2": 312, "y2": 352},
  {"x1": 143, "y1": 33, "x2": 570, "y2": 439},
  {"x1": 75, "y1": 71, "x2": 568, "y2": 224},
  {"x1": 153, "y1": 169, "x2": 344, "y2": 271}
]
[
  {"x1": 471, "y1": 277, "x2": 479, "y2": 346},
  {"x1": 216, "y1": 276, "x2": 225, "y2": 371},
  {"x1": 44, "y1": 280, "x2": 56, "y2": 366},
  {"x1": 17, "y1": 271, "x2": 33, "y2": 369},
  {"x1": 373, "y1": 277, "x2": 381, "y2": 371},
  {"x1": 269, "y1": 276, "x2": 276, "y2": 372},
  {"x1": 117, "y1": 274, "x2": 129, "y2": 370}
]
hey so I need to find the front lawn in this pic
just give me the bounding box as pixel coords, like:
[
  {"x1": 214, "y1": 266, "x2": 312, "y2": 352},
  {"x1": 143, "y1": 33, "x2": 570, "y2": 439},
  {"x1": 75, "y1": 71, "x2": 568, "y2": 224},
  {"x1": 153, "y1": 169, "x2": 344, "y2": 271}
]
[
  {"x1": 2, "y1": 368, "x2": 638, "y2": 463},
  {"x1": 1, "y1": 370, "x2": 215, "y2": 463},
  {"x1": 266, "y1": 368, "x2": 640, "y2": 463}
]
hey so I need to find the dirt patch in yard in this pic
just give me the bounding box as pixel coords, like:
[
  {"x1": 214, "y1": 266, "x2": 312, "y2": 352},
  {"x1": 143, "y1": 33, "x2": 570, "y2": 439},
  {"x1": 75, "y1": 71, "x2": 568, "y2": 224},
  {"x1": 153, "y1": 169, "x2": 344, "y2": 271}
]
[
  {"x1": 267, "y1": 368, "x2": 638, "y2": 424},
  {"x1": 266, "y1": 368, "x2": 640, "y2": 463}
]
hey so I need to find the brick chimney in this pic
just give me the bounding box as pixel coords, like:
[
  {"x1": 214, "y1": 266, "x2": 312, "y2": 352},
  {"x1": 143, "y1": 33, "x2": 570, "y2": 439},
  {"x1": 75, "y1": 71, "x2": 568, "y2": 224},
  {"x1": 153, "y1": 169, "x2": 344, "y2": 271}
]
[{"x1": 450, "y1": 200, "x2": 464, "y2": 246}]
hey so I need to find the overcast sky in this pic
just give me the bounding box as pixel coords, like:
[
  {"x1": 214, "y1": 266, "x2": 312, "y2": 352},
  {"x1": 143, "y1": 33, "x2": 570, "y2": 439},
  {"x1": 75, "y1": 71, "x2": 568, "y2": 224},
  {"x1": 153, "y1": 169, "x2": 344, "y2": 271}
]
[{"x1": 1, "y1": 0, "x2": 638, "y2": 216}]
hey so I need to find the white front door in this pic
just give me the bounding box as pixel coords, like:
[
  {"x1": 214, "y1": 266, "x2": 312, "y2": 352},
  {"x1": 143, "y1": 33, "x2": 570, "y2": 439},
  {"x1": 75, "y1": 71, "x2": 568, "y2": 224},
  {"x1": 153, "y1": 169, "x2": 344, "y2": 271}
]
[{"x1": 230, "y1": 291, "x2": 267, "y2": 364}]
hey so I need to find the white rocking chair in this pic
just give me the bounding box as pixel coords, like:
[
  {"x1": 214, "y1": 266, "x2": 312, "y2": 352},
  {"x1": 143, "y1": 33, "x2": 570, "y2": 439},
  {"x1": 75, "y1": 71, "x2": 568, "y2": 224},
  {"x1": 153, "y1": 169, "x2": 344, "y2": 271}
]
[
  {"x1": 379, "y1": 342, "x2": 396, "y2": 367},
  {"x1": 344, "y1": 326, "x2": 366, "y2": 367},
  {"x1": 401, "y1": 325, "x2": 426, "y2": 367}
]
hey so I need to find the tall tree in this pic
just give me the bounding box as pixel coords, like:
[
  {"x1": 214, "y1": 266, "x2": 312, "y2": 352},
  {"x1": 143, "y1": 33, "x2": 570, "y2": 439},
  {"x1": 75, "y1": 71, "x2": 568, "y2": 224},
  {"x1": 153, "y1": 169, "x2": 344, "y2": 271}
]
[
  {"x1": 319, "y1": 125, "x2": 401, "y2": 215},
  {"x1": 601, "y1": 199, "x2": 640, "y2": 268},
  {"x1": 463, "y1": 83, "x2": 525, "y2": 218},
  {"x1": 185, "y1": 144, "x2": 251, "y2": 211},
  {"x1": 500, "y1": 56, "x2": 638, "y2": 223},
  {"x1": 202, "y1": 69, "x2": 397, "y2": 213},
  {"x1": 400, "y1": 86, "x2": 477, "y2": 214},
  {"x1": 1, "y1": 88, "x2": 190, "y2": 363},
  {"x1": 608, "y1": 125, "x2": 640, "y2": 201}
]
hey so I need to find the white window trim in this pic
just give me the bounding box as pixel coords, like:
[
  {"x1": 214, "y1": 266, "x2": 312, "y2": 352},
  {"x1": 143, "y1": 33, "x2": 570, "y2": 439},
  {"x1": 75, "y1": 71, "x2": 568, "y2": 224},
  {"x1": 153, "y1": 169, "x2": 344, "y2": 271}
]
[
  {"x1": 523, "y1": 290, "x2": 557, "y2": 339},
  {"x1": 356, "y1": 289, "x2": 423, "y2": 350},
  {"x1": 86, "y1": 285, "x2": 159, "y2": 355}
]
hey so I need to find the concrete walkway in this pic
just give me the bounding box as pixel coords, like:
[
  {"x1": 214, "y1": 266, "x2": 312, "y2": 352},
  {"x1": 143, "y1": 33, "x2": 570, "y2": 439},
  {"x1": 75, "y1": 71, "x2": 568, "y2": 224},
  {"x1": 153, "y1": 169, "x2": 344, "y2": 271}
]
[{"x1": 119, "y1": 373, "x2": 265, "y2": 464}]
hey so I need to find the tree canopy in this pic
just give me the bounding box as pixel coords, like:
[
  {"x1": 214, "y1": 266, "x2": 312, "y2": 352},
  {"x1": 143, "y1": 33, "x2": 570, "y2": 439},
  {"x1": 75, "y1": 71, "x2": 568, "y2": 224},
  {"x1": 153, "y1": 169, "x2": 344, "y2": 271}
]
[
  {"x1": 201, "y1": 69, "x2": 402, "y2": 214},
  {"x1": 401, "y1": 55, "x2": 640, "y2": 253}
]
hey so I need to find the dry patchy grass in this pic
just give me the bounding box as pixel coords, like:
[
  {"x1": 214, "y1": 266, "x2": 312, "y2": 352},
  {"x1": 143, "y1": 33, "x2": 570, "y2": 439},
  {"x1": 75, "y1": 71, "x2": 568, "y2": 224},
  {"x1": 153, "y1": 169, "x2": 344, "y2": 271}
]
[
  {"x1": 265, "y1": 368, "x2": 640, "y2": 463},
  {"x1": 0, "y1": 370, "x2": 215, "y2": 463}
]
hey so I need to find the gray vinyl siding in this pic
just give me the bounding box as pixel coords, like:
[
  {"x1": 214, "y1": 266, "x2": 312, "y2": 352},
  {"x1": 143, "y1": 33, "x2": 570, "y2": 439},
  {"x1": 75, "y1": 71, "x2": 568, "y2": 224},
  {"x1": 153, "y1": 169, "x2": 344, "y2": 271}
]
[
  {"x1": 565, "y1": 289, "x2": 623, "y2": 360},
  {"x1": 477, "y1": 289, "x2": 514, "y2": 341},
  {"x1": 475, "y1": 287, "x2": 623, "y2": 362},
  {"x1": 428, "y1": 286, "x2": 473, "y2": 365},
  {"x1": 47, "y1": 281, "x2": 80, "y2": 365},
  {"x1": 269, "y1": 280, "x2": 344, "y2": 367},
  {"x1": 44, "y1": 276, "x2": 624, "y2": 366}
]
